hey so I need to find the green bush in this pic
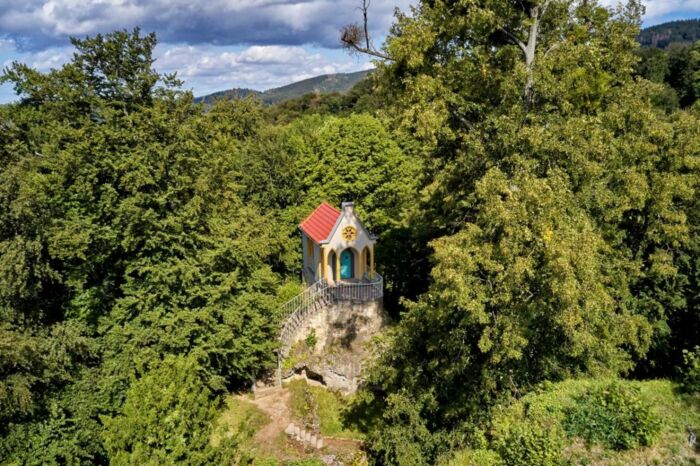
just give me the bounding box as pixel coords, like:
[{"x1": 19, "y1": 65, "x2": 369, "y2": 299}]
[
  {"x1": 441, "y1": 449, "x2": 504, "y2": 466},
  {"x1": 564, "y1": 382, "x2": 661, "y2": 450},
  {"x1": 495, "y1": 421, "x2": 563, "y2": 466},
  {"x1": 305, "y1": 329, "x2": 318, "y2": 349},
  {"x1": 679, "y1": 346, "x2": 700, "y2": 393}
]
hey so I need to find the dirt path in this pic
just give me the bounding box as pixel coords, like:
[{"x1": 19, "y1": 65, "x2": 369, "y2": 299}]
[
  {"x1": 238, "y1": 385, "x2": 363, "y2": 464},
  {"x1": 243, "y1": 387, "x2": 293, "y2": 445}
]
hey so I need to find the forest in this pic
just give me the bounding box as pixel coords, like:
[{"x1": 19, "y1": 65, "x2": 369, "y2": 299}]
[
  {"x1": 0, "y1": 1, "x2": 699, "y2": 465},
  {"x1": 637, "y1": 18, "x2": 700, "y2": 48}
]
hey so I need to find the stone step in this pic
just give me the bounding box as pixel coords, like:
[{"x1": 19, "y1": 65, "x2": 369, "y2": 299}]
[{"x1": 284, "y1": 422, "x2": 324, "y2": 449}]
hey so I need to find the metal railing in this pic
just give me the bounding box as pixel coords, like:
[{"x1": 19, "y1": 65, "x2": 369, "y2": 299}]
[
  {"x1": 279, "y1": 279, "x2": 331, "y2": 325},
  {"x1": 278, "y1": 273, "x2": 383, "y2": 354},
  {"x1": 329, "y1": 274, "x2": 383, "y2": 302}
]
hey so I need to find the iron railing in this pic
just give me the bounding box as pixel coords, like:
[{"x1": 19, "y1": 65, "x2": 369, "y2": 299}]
[{"x1": 329, "y1": 274, "x2": 383, "y2": 302}]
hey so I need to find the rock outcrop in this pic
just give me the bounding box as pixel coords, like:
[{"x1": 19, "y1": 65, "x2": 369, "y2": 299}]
[{"x1": 282, "y1": 299, "x2": 387, "y2": 394}]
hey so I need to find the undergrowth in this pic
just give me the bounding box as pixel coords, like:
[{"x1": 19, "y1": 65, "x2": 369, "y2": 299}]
[{"x1": 286, "y1": 379, "x2": 364, "y2": 440}]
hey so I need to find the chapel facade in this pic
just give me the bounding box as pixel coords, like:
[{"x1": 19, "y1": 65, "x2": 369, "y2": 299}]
[{"x1": 298, "y1": 202, "x2": 376, "y2": 285}]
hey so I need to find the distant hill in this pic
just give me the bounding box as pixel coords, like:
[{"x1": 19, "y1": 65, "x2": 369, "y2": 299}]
[
  {"x1": 195, "y1": 88, "x2": 260, "y2": 106},
  {"x1": 638, "y1": 19, "x2": 700, "y2": 49},
  {"x1": 195, "y1": 69, "x2": 371, "y2": 106}
]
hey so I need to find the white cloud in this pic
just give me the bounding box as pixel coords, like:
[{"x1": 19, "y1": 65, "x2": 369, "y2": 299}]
[
  {"x1": 643, "y1": 0, "x2": 700, "y2": 22},
  {"x1": 155, "y1": 43, "x2": 371, "y2": 95},
  {"x1": 2, "y1": 45, "x2": 73, "y2": 71},
  {"x1": 0, "y1": 0, "x2": 413, "y2": 50}
]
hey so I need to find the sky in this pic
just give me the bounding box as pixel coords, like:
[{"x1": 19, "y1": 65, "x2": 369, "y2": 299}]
[{"x1": 0, "y1": 0, "x2": 698, "y2": 103}]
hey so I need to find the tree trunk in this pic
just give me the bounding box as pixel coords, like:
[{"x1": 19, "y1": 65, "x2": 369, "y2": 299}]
[{"x1": 523, "y1": 5, "x2": 541, "y2": 109}]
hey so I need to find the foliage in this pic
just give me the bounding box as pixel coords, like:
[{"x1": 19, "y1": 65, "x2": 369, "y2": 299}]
[
  {"x1": 1, "y1": 1, "x2": 700, "y2": 463},
  {"x1": 439, "y1": 449, "x2": 504, "y2": 466},
  {"x1": 287, "y1": 460, "x2": 325, "y2": 466},
  {"x1": 494, "y1": 422, "x2": 563, "y2": 466},
  {"x1": 363, "y1": 392, "x2": 434, "y2": 466},
  {"x1": 102, "y1": 355, "x2": 237, "y2": 464},
  {"x1": 0, "y1": 29, "x2": 285, "y2": 463},
  {"x1": 564, "y1": 382, "x2": 661, "y2": 450},
  {"x1": 287, "y1": 379, "x2": 363, "y2": 439},
  {"x1": 238, "y1": 110, "x2": 423, "y2": 314},
  {"x1": 265, "y1": 76, "x2": 381, "y2": 124},
  {"x1": 441, "y1": 378, "x2": 698, "y2": 466},
  {"x1": 679, "y1": 346, "x2": 700, "y2": 393},
  {"x1": 197, "y1": 69, "x2": 370, "y2": 107},
  {"x1": 636, "y1": 40, "x2": 700, "y2": 108},
  {"x1": 305, "y1": 329, "x2": 317, "y2": 349},
  {"x1": 351, "y1": 1, "x2": 700, "y2": 461},
  {"x1": 212, "y1": 396, "x2": 269, "y2": 448}
]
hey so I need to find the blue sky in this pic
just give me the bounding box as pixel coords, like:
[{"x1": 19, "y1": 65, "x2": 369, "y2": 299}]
[{"x1": 0, "y1": 0, "x2": 698, "y2": 103}]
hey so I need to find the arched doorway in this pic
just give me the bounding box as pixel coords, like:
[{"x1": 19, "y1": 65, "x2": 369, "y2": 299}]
[{"x1": 340, "y1": 249, "x2": 354, "y2": 280}]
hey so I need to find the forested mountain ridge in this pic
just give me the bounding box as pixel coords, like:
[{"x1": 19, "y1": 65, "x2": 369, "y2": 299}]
[
  {"x1": 1, "y1": 0, "x2": 700, "y2": 464},
  {"x1": 638, "y1": 18, "x2": 700, "y2": 48},
  {"x1": 195, "y1": 69, "x2": 370, "y2": 105}
]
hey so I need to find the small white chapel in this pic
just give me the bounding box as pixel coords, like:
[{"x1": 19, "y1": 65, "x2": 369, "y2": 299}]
[{"x1": 298, "y1": 202, "x2": 376, "y2": 285}]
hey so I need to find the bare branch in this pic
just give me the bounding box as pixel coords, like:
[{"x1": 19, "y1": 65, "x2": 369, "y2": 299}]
[
  {"x1": 340, "y1": 0, "x2": 393, "y2": 61},
  {"x1": 362, "y1": 0, "x2": 371, "y2": 50}
]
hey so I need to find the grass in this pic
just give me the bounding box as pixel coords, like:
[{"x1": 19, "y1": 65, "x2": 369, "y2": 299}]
[
  {"x1": 211, "y1": 395, "x2": 269, "y2": 447},
  {"x1": 286, "y1": 379, "x2": 365, "y2": 440}
]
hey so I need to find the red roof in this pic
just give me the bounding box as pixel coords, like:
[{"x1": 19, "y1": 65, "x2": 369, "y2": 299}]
[{"x1": 299, "y1": 202, "x2": 341, "y2": 243}]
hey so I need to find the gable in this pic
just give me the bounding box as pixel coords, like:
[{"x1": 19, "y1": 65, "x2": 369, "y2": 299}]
[
  {"x1": 325, "y1": 202, "x2": 375, "y2": 250},
  {"x1": 299, "y1": 202, "x2": 341, "y2": 243}
]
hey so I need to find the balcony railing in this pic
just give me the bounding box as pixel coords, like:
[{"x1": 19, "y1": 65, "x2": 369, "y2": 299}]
[{"x1": 328, "y1": 273, "x2": 383, "y2": 302}]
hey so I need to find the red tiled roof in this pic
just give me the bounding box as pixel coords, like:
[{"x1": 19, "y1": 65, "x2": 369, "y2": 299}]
[{"x1": 299, "y1": 202, "x2": 341, "y2": 243}]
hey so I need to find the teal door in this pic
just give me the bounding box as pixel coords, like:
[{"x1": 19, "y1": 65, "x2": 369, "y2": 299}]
[{"x1": 340, "y1": 250, "x2": 353, "y2": 279}]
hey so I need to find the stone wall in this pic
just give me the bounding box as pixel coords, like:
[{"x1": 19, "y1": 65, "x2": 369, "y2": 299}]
[{"x1": 282, "y1": 298, "x2": 387, "y2": 394}]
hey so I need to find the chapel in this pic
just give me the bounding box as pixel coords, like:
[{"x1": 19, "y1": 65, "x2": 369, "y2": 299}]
[{"x1": 299, "y1": 202, "x2": 376, "y2": 285}]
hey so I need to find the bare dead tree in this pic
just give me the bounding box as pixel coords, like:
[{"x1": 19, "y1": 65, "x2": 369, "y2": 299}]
[{"x1": 340, "y1": 0, "x2": 392, "y2": 60}]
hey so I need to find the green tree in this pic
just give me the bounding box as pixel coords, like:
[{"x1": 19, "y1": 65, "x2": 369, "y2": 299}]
[
  {"x1": 103, "y1": 354, "x2": 237, "y2": 465},
  {"x1": 346, "y1": 1, "x2": 699, "y2": 461},
  {"x1": 0, "y1": 30, "x2": 284, "y2": 462}
]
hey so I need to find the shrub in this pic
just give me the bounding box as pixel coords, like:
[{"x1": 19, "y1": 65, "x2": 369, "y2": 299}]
[
  {"x1": 679, "y1": 346, "x2": 700, "y2": 393},
  {"x1": 365, "y1": 393, "x2": 433, "y2": 466},
  {"x1": 441, "y1": 449, "x2": 504, "y2": 466},
  {"x1": 495, "y1": 421, "x2": 563, "y2": 466},
  {"x1": 305, "y1": 329, "x2": 318, "y2": 349},
  {"x1": 563, "y1": 382, "x2": 661, "y2": 450}
]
